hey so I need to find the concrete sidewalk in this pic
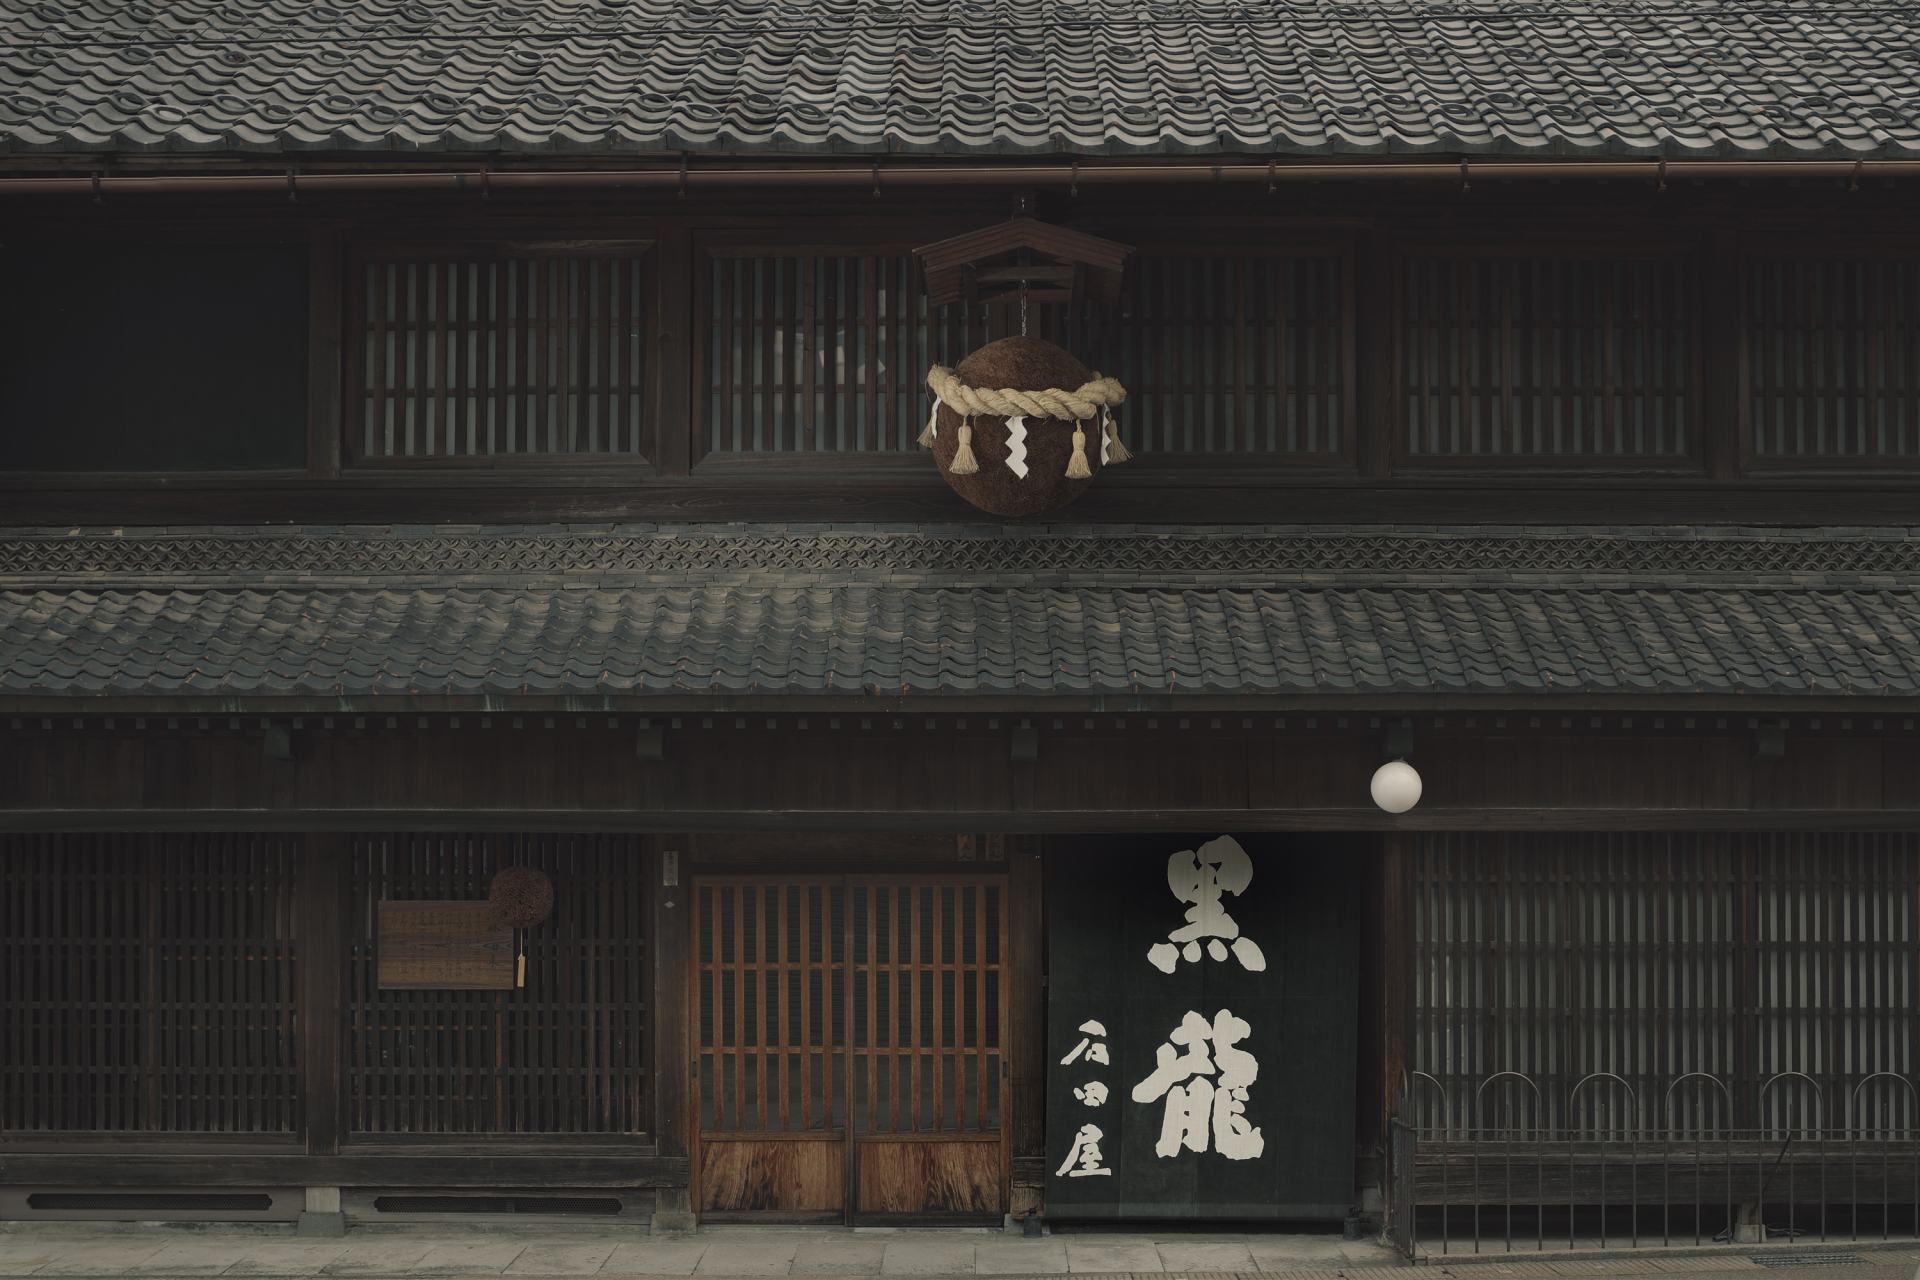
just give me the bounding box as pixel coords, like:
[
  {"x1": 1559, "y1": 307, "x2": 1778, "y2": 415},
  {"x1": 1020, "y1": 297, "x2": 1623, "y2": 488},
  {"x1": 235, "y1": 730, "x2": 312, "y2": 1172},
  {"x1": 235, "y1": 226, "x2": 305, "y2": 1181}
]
[
  {"x1": 10, "y1": 1226, "x2": 1919, "y2": 1280},
  {"x1": 0, "y1": 1226, "x2": 1395, "y2": 1279}
]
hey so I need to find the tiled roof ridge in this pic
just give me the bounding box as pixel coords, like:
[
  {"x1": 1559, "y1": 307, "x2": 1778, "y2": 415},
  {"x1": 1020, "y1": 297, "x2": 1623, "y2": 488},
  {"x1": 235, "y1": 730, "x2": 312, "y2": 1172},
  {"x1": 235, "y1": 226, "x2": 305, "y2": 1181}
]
[{"x1": 3, "y1": 523, "x2": 1919, "y2": 590}]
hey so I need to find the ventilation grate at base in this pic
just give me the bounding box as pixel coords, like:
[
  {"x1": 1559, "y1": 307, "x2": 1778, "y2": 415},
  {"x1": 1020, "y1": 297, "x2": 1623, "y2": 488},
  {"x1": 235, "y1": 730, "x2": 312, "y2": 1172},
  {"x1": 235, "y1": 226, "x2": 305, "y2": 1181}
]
[
  {"x1": 26, "y1": 1193, "x2": 274, "y2": 1212},
  {"x1": 371, "y1": 1195, "x2": 623, "y2": 1216},
  {"x1": 1752, "y1": 1253, "x2": 1870, "y2": 1268}
]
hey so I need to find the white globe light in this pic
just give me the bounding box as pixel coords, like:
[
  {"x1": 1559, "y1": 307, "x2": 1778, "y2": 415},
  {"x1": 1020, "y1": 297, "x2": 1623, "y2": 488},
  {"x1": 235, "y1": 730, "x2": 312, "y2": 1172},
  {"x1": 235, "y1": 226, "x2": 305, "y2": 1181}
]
[{"x1": 1371, "y1": 759, "x2": 1423, "y2": 814}]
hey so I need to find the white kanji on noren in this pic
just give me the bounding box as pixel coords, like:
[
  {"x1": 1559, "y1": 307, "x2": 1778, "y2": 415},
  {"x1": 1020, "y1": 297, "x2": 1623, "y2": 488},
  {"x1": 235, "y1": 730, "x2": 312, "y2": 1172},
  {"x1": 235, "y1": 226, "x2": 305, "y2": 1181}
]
[
  {"x1": 1073, "y1": 1080, "x2": 1110, "y2": 1107},
  {"x1": 1129, "y1": 1008, "x2": 1264, "y2": 1161},
  {"x1": 1059, "y1": 1018, "x2": 1110, "y2": 1066},
  {"x1": 1055, "y1": 1121, "x2": 1113, "y2": 1177},
  {"x1": 1147, "y1": 835, "x2": 1268, "y2": 974}
]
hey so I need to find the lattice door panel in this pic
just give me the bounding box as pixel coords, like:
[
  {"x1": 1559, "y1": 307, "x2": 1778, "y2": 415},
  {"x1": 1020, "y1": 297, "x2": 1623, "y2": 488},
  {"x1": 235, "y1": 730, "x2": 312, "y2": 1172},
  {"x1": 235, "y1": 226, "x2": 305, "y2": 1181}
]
[
  {"x1": 694, "y1": 879, "x2": 848, "y2": 1216},
  {"x1": 850, "y1": 879, "x2": 1006, "y2": 1217}
]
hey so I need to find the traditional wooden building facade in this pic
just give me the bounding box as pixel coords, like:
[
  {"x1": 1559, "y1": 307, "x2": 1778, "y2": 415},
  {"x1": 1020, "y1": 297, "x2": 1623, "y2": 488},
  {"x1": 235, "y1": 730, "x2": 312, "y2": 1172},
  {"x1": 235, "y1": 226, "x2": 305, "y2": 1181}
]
[{"x1": 6, "y1": 0, "x2": 1920, "y2": 1251}]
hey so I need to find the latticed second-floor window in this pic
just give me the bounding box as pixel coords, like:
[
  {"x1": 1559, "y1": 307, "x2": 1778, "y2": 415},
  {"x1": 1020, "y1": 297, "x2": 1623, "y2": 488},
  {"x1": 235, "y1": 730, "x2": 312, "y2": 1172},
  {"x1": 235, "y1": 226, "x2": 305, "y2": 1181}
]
[
  {"x1": 1747, "y1": 257, "x2": 1920, "y2": 465},
  {"x1": 348, "y1": 245, "x2": 651, "y2": 463},
  {"x1": 1399, "y1": 253, "x2": 1698, "y2": 464},
  {"x1": 700, "y1": 244, "x2": 1350, "y2": 461}
]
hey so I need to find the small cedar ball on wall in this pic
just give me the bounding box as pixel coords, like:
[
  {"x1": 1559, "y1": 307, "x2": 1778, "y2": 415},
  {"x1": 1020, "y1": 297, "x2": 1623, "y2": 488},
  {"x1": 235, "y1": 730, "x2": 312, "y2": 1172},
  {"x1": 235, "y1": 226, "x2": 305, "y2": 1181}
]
[{"x1": 913, "y1": 219, "x2": 1136, "y2": 517}]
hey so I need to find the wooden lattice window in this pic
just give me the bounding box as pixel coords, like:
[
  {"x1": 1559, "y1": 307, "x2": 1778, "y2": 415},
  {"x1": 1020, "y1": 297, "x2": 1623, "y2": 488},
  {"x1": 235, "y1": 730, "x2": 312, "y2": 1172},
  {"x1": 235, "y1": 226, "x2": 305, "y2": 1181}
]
[
  {"x1": 1109, "y1": 251, "x2": 1348, "y2": 457},
  {"x1": 703, "y1": 250, "x2": 952, "y2": 455},
  {"x1": 1747, "y1": 257, "x2": 1920, "y2": 464},
  {"x1": 349, "y1": 245, "x2": 651, "y2": 463},
  {"x1": 348, "y1": 833, "x2": 648, "y2": 1136},
  {"x1": 0, "y1": 833, "x2": 301, "y2": 1134},
  {"x1": 1410, "y1": 832, "x2": 1920, "y2": 1136},
  {"x1": 1399, "y1": 253, "x2": 1698, "y2": 464},
  {"x1": 700, "y1": 246, "x2": 1349, "y2": 461}
]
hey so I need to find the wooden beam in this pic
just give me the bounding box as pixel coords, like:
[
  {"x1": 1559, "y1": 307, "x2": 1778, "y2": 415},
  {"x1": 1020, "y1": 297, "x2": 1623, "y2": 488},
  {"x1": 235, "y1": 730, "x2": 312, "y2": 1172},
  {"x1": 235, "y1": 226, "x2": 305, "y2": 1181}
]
[
  {"x1": 13, "y1": 807, "x2": 1920, "y2": 834},
  {"x1": 299, "y1": 833, "x2": 349, "y2": 1156}
]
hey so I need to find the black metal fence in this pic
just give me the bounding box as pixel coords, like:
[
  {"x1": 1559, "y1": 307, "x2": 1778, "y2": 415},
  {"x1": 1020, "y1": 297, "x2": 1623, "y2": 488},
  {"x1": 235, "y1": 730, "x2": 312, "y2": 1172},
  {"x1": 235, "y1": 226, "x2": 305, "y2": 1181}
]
[{"x1": 1389, "y1": 1071, "x2": 1920, "y2": 1260}]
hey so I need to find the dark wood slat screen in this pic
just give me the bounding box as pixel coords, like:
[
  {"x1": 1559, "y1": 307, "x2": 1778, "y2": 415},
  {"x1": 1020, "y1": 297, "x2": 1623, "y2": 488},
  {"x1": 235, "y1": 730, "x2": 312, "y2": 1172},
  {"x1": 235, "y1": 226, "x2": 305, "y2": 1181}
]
[
  {"x1": 1400, "y1": 255, "x2": 1696, "y2": 462},
  {"x1": 1748, "y1": 258, "x2": 1920, "y2": 463},
  {"x1": 851, "y1": 881, "x2": 1004, "y2": 1135},
  {"x1": 350, "y1": 248, "x2": 650, "y2": 462},
  {"x1": 1111, "y1": 252, "x2": 1346, "y2": 457},
  {"x1": 0, "y1": 833, "x2": 300, "y2": 1134},
  {"x1": 1411, "y1": 832, "x2": 1920, "y2": 1137},
  {"x1": 702, "y1": 248, "x2": 1347, "y2": 459},
  {"x1": 347, "y1": 833, "x2": 648, "y2": 1136},
  {"x1": 704, "y1": 253, "x2": 946, "y2": 455}
]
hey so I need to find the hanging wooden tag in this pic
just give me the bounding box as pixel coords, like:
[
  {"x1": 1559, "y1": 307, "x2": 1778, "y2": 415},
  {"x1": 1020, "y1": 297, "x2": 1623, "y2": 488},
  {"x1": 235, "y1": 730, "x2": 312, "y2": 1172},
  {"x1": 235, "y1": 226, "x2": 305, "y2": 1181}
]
[{"x1": 377, "y1": 900, "x2": 516, "y2": 990}]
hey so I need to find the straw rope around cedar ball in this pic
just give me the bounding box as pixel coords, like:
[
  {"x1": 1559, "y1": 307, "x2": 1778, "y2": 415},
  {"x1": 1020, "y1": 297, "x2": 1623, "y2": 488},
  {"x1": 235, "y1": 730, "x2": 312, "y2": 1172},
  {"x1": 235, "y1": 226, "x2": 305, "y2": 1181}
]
[
  {"x1": 487, "y1": 866, "x2": 554, "y2": 928},
  {"x1": 921, "y1": 336, "x2": 1131, "y2": 518}
]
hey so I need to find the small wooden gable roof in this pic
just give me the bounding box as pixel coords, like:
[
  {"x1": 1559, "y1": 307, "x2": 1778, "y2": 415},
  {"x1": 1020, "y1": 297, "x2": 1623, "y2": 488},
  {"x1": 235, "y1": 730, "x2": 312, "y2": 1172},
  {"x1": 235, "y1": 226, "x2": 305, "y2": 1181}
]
[{"x1": 914, "y1": 218, "x2": 1133, "y2": 308}]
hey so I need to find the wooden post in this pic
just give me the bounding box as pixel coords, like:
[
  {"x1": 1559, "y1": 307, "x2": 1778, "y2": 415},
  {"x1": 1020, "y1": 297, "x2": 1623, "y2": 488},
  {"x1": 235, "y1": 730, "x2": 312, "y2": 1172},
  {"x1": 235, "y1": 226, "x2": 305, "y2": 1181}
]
[
  {"x1": 653, "y1": 222, "x2": 694, "y2": 477},
  {"x1": 300, "y1": 833, "x2": 349, "y2": 1157},
  {"x1": 1378, "y1": 832, "x2": 1412, "y2": 1143},
  {"x1": 306, "y1": 227, "x2": 345, "y2": 478},
  {"x1": 1353, "y1": 230, "x2": 1395, "y2": 477},
  {"x1": 1006, "y1": 836, "x2": 1045, "y2": 1217},
  {"x1": 648, "y1": 834, "x2": 695, "y2": 1228},
  {"x1": 1703, "y1": 231, "x2": 1744, "y2": 479}
]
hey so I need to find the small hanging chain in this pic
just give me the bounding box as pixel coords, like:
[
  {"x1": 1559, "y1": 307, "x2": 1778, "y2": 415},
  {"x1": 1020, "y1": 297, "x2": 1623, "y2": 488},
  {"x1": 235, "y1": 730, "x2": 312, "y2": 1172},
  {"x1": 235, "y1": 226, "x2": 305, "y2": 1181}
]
[{"x1": 1020, "y1": 278, "x2": 1030, "y2": 337}]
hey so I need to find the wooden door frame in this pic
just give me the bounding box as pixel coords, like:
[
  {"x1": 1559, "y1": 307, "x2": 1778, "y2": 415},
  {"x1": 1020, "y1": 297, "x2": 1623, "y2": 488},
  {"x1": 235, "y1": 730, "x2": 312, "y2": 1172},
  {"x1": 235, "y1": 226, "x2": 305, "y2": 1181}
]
[{"x1": 688, "y1": 871, "x2": 1011, "y2": 1224}]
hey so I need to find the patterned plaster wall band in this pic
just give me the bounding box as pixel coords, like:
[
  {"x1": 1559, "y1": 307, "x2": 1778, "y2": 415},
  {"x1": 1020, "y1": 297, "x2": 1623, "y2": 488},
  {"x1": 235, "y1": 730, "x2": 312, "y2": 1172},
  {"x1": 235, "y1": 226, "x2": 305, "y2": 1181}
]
[{"x1": 3, "y1": 526, "x2": 1920, "y2": 588}]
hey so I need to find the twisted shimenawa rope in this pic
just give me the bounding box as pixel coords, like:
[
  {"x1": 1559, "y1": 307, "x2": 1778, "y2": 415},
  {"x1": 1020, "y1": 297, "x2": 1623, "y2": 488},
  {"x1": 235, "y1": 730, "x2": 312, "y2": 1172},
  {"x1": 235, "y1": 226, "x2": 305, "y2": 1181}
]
[{"x1": 926, "y1": 365, "x2": 1127, "y2": 421}]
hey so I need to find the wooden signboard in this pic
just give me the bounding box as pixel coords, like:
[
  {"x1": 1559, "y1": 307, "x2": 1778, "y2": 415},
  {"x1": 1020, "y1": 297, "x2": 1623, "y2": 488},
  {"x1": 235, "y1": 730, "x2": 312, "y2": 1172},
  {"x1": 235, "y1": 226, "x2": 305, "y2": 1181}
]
[
  {"x1": 1046, "y1": 834, "x2": 1358, "y2": 1221},
  {"x1": 376, "y1": 900, "x2": 515, "y2": 990}
]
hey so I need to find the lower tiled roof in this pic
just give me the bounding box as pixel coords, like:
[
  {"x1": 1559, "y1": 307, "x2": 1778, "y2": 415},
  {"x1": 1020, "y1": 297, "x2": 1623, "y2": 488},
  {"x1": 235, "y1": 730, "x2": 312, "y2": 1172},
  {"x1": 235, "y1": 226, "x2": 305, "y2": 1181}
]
[{"x1": 5, "y1": 584, "x2": 1919, "y2": 700}]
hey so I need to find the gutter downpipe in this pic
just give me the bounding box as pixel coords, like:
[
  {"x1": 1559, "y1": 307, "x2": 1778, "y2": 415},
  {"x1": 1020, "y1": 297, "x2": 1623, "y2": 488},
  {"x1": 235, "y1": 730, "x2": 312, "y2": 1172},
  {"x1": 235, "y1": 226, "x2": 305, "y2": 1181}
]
[{"x1": 0, "y1": 157, "x2": 1912, "y2": 194}]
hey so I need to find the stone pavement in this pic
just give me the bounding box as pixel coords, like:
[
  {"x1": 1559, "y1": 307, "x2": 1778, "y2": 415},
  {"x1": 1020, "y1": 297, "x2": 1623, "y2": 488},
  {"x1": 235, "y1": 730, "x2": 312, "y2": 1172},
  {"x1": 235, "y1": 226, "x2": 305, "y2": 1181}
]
[
  {"x1": 0, "y1": 1227, "x2": 1394, "y2": 1278},
  {"x1": 4, "y1": 1226, "x2": 1920, "y2": 1280}
]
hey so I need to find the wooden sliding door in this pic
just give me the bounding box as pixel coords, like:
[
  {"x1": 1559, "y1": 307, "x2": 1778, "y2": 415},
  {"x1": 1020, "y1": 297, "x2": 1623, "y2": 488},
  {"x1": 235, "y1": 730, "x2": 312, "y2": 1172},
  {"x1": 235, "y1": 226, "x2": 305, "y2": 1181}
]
[{"x1": 692, "y1": 874, "x2": 1007, "y2": 1222}]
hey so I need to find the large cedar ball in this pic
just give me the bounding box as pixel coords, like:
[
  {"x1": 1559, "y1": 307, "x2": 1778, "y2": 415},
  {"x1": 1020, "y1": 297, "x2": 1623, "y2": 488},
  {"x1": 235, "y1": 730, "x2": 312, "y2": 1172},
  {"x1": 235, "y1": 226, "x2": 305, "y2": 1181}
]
[
  {"x1": 931, "y1": 336, "x2": 1102, "y2": 518},
  {"x1": 488, "y1": 866, "x2": 554, "y2": 928}
]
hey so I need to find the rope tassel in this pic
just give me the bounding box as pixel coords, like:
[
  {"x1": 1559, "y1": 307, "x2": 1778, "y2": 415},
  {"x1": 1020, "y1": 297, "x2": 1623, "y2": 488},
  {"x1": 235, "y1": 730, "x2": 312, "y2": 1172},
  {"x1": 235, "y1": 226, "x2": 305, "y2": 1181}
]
[
  {"x1": 918, "y1": 396, "x2": 940, "y2": 448},
  {"x1": 1065, "y1": 421, "x2": 1092, "y2": 479},
  {"x1": 951, "y1": 416, "x2": 980, "y2": 475},
  {"x1": 1102, "y1": 406, "x2": 1132, "y2": 464}
]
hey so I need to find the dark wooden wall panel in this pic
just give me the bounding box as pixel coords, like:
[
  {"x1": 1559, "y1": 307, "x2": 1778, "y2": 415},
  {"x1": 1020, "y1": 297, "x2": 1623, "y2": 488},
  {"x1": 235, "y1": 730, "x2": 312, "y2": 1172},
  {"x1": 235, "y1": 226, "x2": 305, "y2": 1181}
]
[
  {"x1": 0, "y1": 833, "x2": 301, "y2": 1134},
  {"x1": 4, "y1": 724, "x2": 1920, "y2": 826}
]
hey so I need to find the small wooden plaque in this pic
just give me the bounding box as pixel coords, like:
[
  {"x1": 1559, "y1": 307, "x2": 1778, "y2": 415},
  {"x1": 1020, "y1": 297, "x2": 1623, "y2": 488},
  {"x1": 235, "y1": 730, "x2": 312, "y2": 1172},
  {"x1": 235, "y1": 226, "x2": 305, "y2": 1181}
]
[{"x1": 376, "y1": 900, "x2": 515, "y2": 990}]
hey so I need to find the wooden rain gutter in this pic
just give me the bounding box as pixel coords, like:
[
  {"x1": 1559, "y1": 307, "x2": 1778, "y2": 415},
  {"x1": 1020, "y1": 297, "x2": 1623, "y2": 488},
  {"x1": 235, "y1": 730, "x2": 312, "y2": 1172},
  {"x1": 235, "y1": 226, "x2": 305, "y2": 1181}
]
[{"x1": 0, "y1": 157, "x2": 1915, "y2": 195}]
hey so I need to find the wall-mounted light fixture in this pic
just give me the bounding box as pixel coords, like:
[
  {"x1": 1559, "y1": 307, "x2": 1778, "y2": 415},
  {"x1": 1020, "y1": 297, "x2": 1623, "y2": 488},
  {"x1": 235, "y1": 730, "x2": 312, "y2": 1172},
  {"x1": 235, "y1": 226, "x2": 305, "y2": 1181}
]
[{"x1": 1370, "y1": 719, "x2": 1422, "y2": 814}]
